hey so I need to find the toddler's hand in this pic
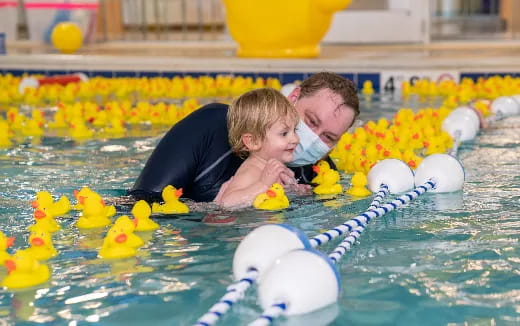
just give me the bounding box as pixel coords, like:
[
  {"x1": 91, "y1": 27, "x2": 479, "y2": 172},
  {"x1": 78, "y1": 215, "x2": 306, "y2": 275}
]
[{"x1": 260, "y1": 159, "x2": 288, "y2": 187}]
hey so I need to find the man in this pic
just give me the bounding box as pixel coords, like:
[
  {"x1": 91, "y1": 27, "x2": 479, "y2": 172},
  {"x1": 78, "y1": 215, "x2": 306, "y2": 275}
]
[{"x1": 128, "y1": 72, "x2": 360, "y2": 202}]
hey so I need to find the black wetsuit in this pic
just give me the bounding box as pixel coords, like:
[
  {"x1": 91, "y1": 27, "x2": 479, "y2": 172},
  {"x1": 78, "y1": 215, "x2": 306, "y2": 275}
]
[{"x1": 128, "y1": 103, "x2": 333, "y2": 202}]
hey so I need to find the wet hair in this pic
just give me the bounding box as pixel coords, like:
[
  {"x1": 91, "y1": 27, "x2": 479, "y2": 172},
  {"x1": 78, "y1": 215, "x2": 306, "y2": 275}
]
[
  {"x1": 298, "y1": 72, "x2": 360, "y2": 117},
  {"x1": 228, "y1": 88, "x2": 298, "y2": 158}
]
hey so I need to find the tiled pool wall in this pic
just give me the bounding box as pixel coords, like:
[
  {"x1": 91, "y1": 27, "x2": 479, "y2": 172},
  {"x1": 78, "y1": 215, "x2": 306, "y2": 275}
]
[{"x1": 2, "y1": 69, "x2": 520, "y2": 92}]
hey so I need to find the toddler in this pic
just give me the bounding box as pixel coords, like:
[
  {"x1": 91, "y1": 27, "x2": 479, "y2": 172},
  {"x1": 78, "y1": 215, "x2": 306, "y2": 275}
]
[{"x1": 215, "y1": 88, "x2": 307, "y2": 208}]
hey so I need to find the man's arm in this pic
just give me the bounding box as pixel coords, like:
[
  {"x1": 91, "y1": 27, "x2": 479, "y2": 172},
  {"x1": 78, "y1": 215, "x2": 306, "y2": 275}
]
[{"x1": 128, "y1": 103, "x2": 229, "y2": 202}]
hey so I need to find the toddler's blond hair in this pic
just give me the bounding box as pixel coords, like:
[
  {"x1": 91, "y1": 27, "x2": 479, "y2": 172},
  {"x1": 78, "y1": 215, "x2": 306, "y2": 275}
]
[{"x1": 228, "y1": 88, "x2": 298, "y2": 158}]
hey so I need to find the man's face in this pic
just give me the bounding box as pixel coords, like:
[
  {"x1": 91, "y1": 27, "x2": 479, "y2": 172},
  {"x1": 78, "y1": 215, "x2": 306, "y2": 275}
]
[{"x1": 289, "y1": 87, "x2": 356, "y2": 148}]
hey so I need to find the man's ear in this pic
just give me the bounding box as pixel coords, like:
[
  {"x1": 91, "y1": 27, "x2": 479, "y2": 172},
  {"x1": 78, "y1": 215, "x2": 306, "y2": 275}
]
[
  {"x1": 287, "y1": 87, "x2": 301, "y2": 104},
  {"x1": 242, "y1": 133, "x2": 261, "y2": 151}
]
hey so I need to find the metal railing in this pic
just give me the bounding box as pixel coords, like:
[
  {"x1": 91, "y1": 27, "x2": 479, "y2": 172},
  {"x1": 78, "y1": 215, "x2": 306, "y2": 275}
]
[
  {"x1": 431, "y1": 0, "x2": 518, "y2": 40},
  {"x1": 98, "y1": 0, "x2": 225, "y2": 41}
]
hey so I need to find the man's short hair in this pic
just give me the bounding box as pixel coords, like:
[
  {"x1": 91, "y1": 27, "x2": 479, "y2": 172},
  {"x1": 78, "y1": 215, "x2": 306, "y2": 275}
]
[{"x1": 299, "y1": 72, "x2": 360, "y2": 117}]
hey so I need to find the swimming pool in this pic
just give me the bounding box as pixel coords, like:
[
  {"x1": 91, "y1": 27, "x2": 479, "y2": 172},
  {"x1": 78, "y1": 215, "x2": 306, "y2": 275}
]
[{"x1": 0, "y1": 77, "x2": 519, "y2": 325}]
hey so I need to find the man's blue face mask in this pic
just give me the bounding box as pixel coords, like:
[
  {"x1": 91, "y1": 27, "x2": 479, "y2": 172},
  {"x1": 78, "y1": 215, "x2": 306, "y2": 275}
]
[{"x1": 288, "y1": 120, "x2": 331, "y2": 167}]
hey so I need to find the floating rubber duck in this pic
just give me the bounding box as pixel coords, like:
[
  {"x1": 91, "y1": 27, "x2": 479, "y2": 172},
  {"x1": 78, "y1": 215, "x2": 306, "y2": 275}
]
[
  {"x1": 0, "y1": 231, "x2": 15, "y2": 264},
  {"x1": 132, "y1": 200, "x2": 159, "y2": 232},
  {"x1": 151, "y1": 185, "x2": 189, "y2": 214},
  {"x1": 72, "y1": 186, "x2": 93, "y2": 210},
  {"x1": 73, "y1": 187, "x2": 116, "y2": 218},
  {"x1": 104, "y1": 118, "x2": 126, "y2": 137},
  {"x1": 402, "y1": 149, "x2": 423, "y2": 170},
  {"x1": 345, "y1": 172, "x2": 372, "y2": 197},
  {"x1": 19, "y1": 229, "x2": 57, "y2": 261},
  {"x1": 2, "y1": 251, "x2": 51, "y2": 289},
  {"x1": 76, "y1": 196, "x2": 112, "y2": 229},
  {"x1": 48, "y1": 110, "x2": 68, "y2": 129},
  {"x1": 313, "y1": 169, "x2": 343, "y2": 195},
  {"x1": 362, "y1": 80, "x2": 374, "y2": 96},
  {"x1": 31, "y1": 191, "x2": 70, "y2": 216},
  {"x1": 69, "y1": 119, "x2": 94, "y2": 140},
  {"x1": 0, "y1": 120, "x2": 12, "y2": 148},
  {"x1": 21, "y1": 119, "x2": 44, "y2": 137},
  {"x1": 28, "y1": 206, "x2": 61, "y2": 233},
  {"x1": 112, "y1": 215, "x2": 143, "y2": 248},
  {"x1": 311, "y1": 160, "x2": 331, "y2": 184},
  {"x1": 253, "y1": 183, "x2": 290, "y2": 210},
  {"x1": 98, "y1": 224, "x2": 137, "y2": 259}
]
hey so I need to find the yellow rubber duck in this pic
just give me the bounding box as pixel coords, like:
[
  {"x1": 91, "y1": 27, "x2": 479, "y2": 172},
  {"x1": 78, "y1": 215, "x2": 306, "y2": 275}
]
[
  {"x1": 76, "y1": 196, "x2": 112, "y2": 229},
  {"x1": 345, "y1": 172, "x2": 372, "y2": 197},
  {"x1": 112, "y1": 215, "x2": 143, "y2": 248},
  {"x1": 311, "y1": 160, "x2": 331, "y2": 184},
  {"x1": 69, "y1": 119, "x2": 94, "y2": 140},
  {"x1": 402, "y1": 149, "x2": 423, "y2": 170},
  {"x1": 2, "y1": 251, "x2": 51, "y2": 289},
  {"x1": 72, "y1": 186, "x2": 94, "y2": 210},
  {"x1": 28, "y1": 206, "x2": 61, "y2": 233},
  {"x1": 0, "y1": 231, "x2": 15, "y2": 264},
  {"x1": 0, "y1": 120, "x2": 12, "y2": 148},
  {"x1": 73, "y1": 187, "x2": 116, "y2": 218},
  {"x1": 98, "y1": 224, "x2": 137, "y2": 259},
  {"x1": 31, "y1": 191, "x2": 70, "y2": 216},
  {"x1": 21, "y1": 119, "x2": 44, "y2": 137},
  {"x1": 19, "y1": 229, "x2": 57, "y2": 261},
  {"x1": 253, "y1": 183, "x2": 290, "y2": 210},
  {"x1": 362, "y1": 80, "x2": 375, "y2": 96},
  {"x1": 132, "y1": 200, "x2": 159, "y2": 232},
  {"x1": 151, "y1": 185, "x2": 189, "y2": 214},
  {"x1": 313, "y1": 169, "x2": 343, "y2": 195}
]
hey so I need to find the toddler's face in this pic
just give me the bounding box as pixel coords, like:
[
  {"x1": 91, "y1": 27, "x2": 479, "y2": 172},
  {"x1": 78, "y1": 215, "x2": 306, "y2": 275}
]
[{"x1": 257, "y1": 116, "x2": 299, "y2": 163}]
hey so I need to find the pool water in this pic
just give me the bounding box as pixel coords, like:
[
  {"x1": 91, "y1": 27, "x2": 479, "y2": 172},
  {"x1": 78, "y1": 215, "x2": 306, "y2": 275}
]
[{"x1": 0, "y1": 95, "x2": 519, "y2": 325}]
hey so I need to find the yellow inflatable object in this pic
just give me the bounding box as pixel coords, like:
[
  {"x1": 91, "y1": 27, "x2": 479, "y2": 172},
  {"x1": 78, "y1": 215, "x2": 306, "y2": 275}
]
[
  {"x1": 151, "y1": 186, "x2": 189, "y2": 214},
  {"x1": 112, "y1": 215, "x2": 144, "y2": 248},
  {"x1": 223, "y1": 0, "x2": 352, "y2": 58},
  {"x1": 51, "y1": 22, "x2": 83, "y2": 54},
  {"x1": 313, "y1": 170, "x2": 343, "y2": 195},
  {"x1": 2, "y1": 251, "x2": 51, "y2": 289},
  {"x1": 31, "y1": 191, "x2": 70, "y2": 216},
  {"x1": 253, "y1": 183, "x2": 290, "y2": 210},
  {"x1": 98, "y1": 225, "x2": 137, "y2": 259},
  {"x1": 19, "y1": 229, "x2": 57, "y2": 261},
  {"x1": 76, "y1": 196, "x2": 112, "y2": 229},
  {"x1": 345, "y1": 172, "x2": 371, "y2": 197},
  {"x1": 132, "y1": 200, "x2": 159, "y2": 232}
]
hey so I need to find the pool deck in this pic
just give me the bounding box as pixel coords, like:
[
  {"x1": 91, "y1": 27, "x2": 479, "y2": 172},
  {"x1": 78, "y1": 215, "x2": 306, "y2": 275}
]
[{"x1": 3, "y1": 40, "x2": 520, "y2": 74}]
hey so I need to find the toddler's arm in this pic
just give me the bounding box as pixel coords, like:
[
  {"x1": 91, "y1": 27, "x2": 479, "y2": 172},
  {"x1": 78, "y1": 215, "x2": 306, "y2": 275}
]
[{"x1": 217, "y1": 159, "x2": 287, "y2": 208}]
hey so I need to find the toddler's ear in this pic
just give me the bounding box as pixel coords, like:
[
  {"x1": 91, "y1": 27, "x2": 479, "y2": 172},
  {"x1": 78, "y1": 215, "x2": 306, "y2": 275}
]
[{"x1": 242, "y1": 133, "x2": 261, "y2": 151}]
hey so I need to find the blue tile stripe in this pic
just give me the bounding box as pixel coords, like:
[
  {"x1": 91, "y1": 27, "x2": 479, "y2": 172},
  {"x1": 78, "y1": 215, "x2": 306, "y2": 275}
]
[{"x1": 2, "y1": 69, "x2": 519, "y2": 93}]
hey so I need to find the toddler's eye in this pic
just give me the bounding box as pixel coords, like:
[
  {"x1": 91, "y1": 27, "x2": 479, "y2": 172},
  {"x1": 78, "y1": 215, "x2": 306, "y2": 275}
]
[{"x1": 282, "y1": 132, "x2": 288, "y2": 137}]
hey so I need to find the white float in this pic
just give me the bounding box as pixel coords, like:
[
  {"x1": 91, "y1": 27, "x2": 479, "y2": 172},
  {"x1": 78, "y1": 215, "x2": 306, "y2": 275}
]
[
  {"x1": 491, "y1": 96, "x2": 520, "y2": 116},
  {"x1": 258, "y1": 249, "x2": 340, "y2": 315},
  {"x1": 233, "y1": 224, "x2": 310, "y2": 281},
  {"x1": 281, "y1": 83, "x2": 297, "y2": 97},
  {"x1": 414, "y1": 154, "x2": 464, "y2": 193},
  {"x1": 367, "y1": 159, "x2": 415, "y2": 194},
  {"x1": 441, "y1": 106, "x2": 480, "y2": 141},
  {"x1": 511, "y1": 95, "x2": 520, "y2": 114}
]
